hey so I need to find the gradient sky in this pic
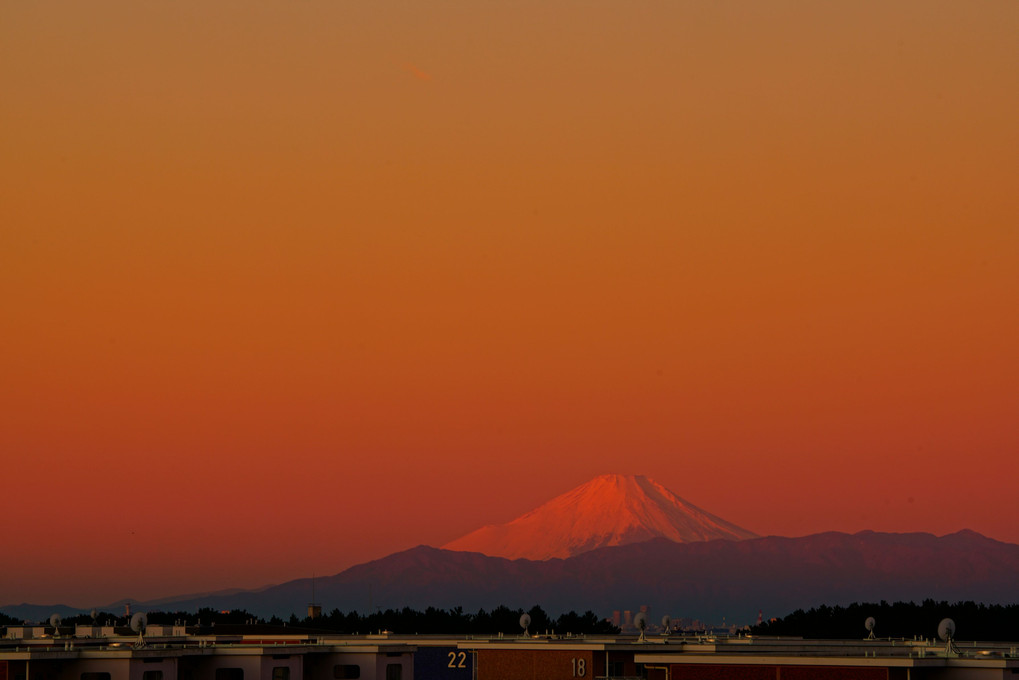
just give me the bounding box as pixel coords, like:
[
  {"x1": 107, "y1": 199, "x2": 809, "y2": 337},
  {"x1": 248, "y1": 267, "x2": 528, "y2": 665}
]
[{"x1": 2, "y1": 0, "x2": 1017, "y2": 608}]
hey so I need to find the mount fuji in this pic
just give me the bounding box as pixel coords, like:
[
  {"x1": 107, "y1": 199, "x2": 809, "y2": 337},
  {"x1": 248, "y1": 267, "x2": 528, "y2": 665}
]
[
  {"x1": 7, "y1": 475, "x2": 1019, "y2": 624},
  {"x1": 442, "y1": 473, "x2": 757, "y2": 560}
]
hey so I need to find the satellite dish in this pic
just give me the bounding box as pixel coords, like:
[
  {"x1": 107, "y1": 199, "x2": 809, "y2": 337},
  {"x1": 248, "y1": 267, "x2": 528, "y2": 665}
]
[
  {"x1": 938, "y1": 618, "x2": 958, "y2": 657},
  {"x1": 634, "y1": 612, "x2": 648, "y2": 642},
  {"x1": 865, "y1": 616, "x2": 876, "y2": 639},
  {"x1": 49, "y1": 613, "x2": 62, "y2": 636},
  {"x1": 131, "y1": 612, "x2": 147, "y2": 633},
  {"x1": 130, "y1": 612, "x2": 148, "y2": 648},
  {"x1": 661, "y1": 615, "x2": 672, "y2": 637},
  {"x1": 519, "y1": 613, "x2": 531, "y2": 637}
]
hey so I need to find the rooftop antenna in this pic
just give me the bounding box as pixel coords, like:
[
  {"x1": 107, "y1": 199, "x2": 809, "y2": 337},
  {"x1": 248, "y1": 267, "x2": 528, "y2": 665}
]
[
  {"x1": 865, "y1": 617, "x2": 876, "y2": 640},
  {"x1": 49, "y1": 613, "x2": 62, "y2": 638},
  {"x1": 519, "y1": 613, "x2": 531, "y2": 637},
  {"x1": 937, "y1": 618, "x2": 958, "y2": 657},
  {"x1": 130, "y1": 612, "x2": 148, "y2": 649},
  {"x1": 661, "y1": 615, "x2": 672, "y2": 639},
  {"x1": 634, "y1": 612, "x2": 648, "y2": 643}
]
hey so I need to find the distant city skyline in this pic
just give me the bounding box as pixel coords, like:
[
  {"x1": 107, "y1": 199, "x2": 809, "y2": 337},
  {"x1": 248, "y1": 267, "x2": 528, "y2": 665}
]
[{"x1": 2, "y1": 0, "x2": 1017, "y2": 608}]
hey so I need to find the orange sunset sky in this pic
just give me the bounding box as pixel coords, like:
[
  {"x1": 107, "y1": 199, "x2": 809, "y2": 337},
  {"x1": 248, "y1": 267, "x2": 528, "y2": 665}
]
[{"x1": 2, "y1": 1, "x2": 1017, "y2": 608}]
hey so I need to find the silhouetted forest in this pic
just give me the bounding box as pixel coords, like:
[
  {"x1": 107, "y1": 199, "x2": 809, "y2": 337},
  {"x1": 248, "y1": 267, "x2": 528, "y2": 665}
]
[
  {"x1": 32, "y1": 605, "x2": 618, "y2": 636},
  {"x1": 751, "y1": 600, "x2": 1019, "y2": 641},
  {"x1": 284, "y1": 605, "x2": 618, "y2": 635},
  {"x1": 15, "y1": 600, "x2": 1019, "y2": 640}
]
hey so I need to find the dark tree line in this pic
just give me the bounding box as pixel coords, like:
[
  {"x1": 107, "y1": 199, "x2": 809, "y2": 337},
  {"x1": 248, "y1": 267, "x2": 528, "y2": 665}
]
[
  {"x1": 752, "y1": 600, "x2": 1019, "y2": 641},
  {"x1": 276, "y1": 605, "x2": 618, "y2": 636},
  {"x1": 59, "y1": 605, "x2": 618, "y2": 635}
]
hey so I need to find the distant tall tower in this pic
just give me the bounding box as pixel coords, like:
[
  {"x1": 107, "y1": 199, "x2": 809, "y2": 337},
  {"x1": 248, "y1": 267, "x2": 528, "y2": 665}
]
[
  {"x1": 757, "y1": 610, "x2": 763, "y2": 626},
  {"x1": 307, "y1": 573, "x2": 321, "y2": 620}
]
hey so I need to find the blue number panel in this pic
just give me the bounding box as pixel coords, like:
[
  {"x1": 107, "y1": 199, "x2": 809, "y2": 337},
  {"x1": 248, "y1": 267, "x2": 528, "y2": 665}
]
[{"x1": 413, "y1": 646, "x2": 473, "y2": 680}]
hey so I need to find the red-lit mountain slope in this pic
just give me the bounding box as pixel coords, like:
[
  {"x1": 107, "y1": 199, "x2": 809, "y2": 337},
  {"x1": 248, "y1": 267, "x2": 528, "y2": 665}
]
[{"x1": 442, "y1": 473, "x2": 757, "y2": 560}]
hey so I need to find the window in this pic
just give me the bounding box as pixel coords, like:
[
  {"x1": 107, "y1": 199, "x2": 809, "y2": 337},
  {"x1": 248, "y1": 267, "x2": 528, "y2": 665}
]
[
  {"x1": 333, "y1": 666, "x2": 360, "y2": 680},
  {"x1": 608, "y1": 661, "x2": 625, "y2": 677},
  {"x1": 272, "y1": 668, "x2": 289, "y2": 680},
  {"x1": 81, "y1": 674, "x2": 112, "y2": 680},
  {"x1": 143, "y1": 672, "x2": 164, "y2": 680},
  {"x1": 215, "y1": 669, "x2": 244, "y2": 680},
  {"x1": 385, "y1": 665, "x2": 402, "y2": 680}
]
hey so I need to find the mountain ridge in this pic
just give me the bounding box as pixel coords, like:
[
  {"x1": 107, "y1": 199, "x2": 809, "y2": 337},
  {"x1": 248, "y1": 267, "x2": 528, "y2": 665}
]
[{"x1": 8, "y1": 529, "x2": 1017, "y2": 625}]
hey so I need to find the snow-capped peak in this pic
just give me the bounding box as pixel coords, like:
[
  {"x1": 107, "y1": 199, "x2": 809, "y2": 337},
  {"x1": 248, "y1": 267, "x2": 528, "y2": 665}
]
[{"x1": 442, "y1": 473, "x2": 757, "y2": 560}]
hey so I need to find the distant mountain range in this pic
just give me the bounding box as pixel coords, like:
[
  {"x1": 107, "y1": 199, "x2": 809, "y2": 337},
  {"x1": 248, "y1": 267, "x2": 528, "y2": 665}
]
[
  {"x1": 443, "y1": 474, "x2": 757, "y2": 560},
  {"x1": 6, "y1": 530, "x2": 1019, "y2": 626},
  {"x1": 5, "y1": 475, "x2": 1019, "y2": 626}
]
